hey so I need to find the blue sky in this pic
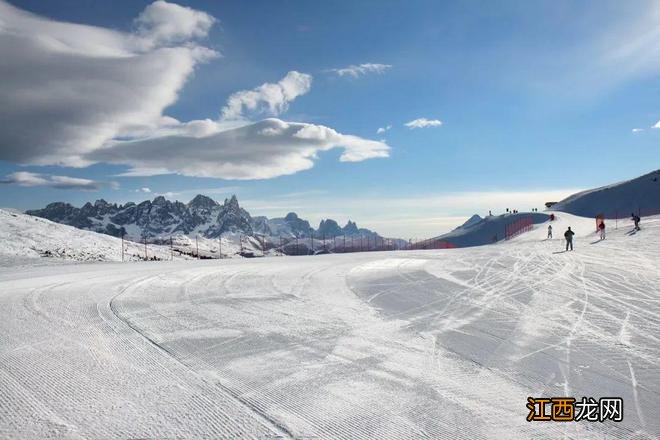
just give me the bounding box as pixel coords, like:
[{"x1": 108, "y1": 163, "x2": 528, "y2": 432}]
[{"x1": 0, "y1": 0, "x2": 658, "y2": 237}]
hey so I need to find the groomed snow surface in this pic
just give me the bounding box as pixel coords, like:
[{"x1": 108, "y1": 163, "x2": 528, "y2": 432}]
[{"x1": 0, "y1": 212, "x2": 658, "y2": 439}]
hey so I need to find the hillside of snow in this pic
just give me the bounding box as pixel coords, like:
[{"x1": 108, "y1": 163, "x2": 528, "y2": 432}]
[
  {"x1": 0, "y1": 212, "x2": 657, "y2": 438},
  {"x1": 0, "y1": 209, "x2": 282, "y2": 265},
  {"x1": 433, "y1": 211, "x2": 551, "y2": 247},
  {"x1": 552, "y1": 168, "x2": 660, "y2": 218},
  {"x1": 0, "y1": 208, "x2": 178, "y2": 266}
]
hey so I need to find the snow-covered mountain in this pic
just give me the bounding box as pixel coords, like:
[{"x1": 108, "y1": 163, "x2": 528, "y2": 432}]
[
  {"x1": 552, "y1": 168, "x2": 660, "y2": 218},
  {"x1": 424, "y1": 168, "x2": 660, "y2": 248},
  {"x1": 0, "y1": 207, "x2": 279, "y2": 264},
  {"x1": 0, "y1": 208, "x2": 180, "y2": 265},
  {"x1": 431, "y1": 212, "x2": 551, "y2": 248},
  {"x1": 26, "y1": 194, "x2": 379, "y2": 241}
]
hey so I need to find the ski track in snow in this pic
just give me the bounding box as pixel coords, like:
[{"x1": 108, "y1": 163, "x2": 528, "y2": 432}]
[{"x1": 0, "y1": 213, "x2": 658, "y2": 439}]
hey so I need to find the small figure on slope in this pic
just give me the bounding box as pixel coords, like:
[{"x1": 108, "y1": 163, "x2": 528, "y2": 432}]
[
  {"x1": 598, "y1": 220, "x2": 605, "y2": 240},
  {"x1": 547, "y1": 224, "x2": 553, "y2": 239},
  {"x1": 564, "y1": 227, "x2": 575, "y2": 251},
  {"x1": 631, "y1": 213, "x2": 641, "y2": 231}
]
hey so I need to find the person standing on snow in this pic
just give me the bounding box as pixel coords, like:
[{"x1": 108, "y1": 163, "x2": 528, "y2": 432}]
[
  {"x1": 598, "y1": 221, "x2": 606, "y2": 240},
  {"x1": 564, "y1": 227, "x2": 575, "y2": 251},
  {"x1": 631, "y1": 213, "x2": 641, "y2": 231},
  {"x1": 547, "y1": 224, "x2": 553, "y2": 239}
]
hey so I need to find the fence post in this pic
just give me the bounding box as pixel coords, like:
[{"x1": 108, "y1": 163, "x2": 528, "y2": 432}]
[{"x1": 144, "y1": 237, "x2": 147, "y2": 261}]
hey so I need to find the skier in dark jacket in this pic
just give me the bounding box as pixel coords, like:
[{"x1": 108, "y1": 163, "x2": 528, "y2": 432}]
[
  {"x1": 631, "y1": 213, "x2": 641, "y2": 230},
  {"x1": 564, "y1": 227, "x2": 575, "y2": 251},
  {"x1": 598, "y1": 221, "x2": 605, "y2": 240}
]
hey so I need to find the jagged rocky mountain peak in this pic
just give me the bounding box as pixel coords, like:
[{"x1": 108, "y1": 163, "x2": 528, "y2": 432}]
[
  {"x1": 152, "y1": 195, "x2": 168, "y2": 206},
  {"x1": 317, "y1": 219, "x2": 343, "y2": 237},
  {"x1": 188, "y1": 194, "x2": 218, "y2": 209},
  {"x1": 225, "y1": 194, "x2": 239, "y2": 206},
  {"x1": 343, "y1": 220, "x2": 359, "y2": 234},
  {"x1": 284, "y1": 212, "x2": 299, "y2": 221},
  {"x1": 26, "y1": 194, "x2": 380, "y2": 240}
]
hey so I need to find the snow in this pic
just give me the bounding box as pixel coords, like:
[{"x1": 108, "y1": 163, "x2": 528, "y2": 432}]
[
  {"x1": 552, "y1": 168, "x2": 660, "y2": 218},
  {"x1": 0, "y1": 209, "x2": 180, "y2": 266},
  {"x1": 435, "y1": 211, "x2": 551, "y2": 247},
  {"x1": 0, "y1": 211, "x2": 658, "y2": 438},
  {"x1": 0, "y1": 209, "x2": 275, "y2": 265}
]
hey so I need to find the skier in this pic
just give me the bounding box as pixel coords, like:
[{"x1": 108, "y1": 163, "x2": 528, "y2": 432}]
[
  {"x1": 564, "y1": 227, "x2": 575, "y2": 251},
  {"x1": 547, "y1": 224, "x2": 553, "y2": 239},
  {"x1": 631, "y1": 213, "x2": 641, "y2": 230},
  {"x1": 598, "y1": 220, "x2": 605, "y2": 240}
]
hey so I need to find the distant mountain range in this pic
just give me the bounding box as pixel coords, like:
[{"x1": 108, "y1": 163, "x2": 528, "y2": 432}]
[
  {"x1": 20, "y1": 168, "x2": 660, "y2": 250},
  {"x1": 26, "y1": 194, "x2": 380, "y2": 240}
]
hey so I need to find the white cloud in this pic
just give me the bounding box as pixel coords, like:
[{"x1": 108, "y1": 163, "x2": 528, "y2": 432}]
[
  {"x1": 329, "y1": 63, "x2": 392, "y2": 78},
  {"x1": 0, "y1": 172, "x2": 48, "y2": 187},
  {"x1": 0, "y1": 0, "x2": 217, "y2": 167},
  {"x1": 653, "y1": 121, "x2": 660, "y2": 128},
  {"x1": 0, "y1": 172, "x2": 101, "y2": 190},
  {"x1": 135, "y1": 0, "x2": 215, "y2": 47},
  {"x1": 91, "y1": 119, "x2": 390, "y2": 180},
  {"x1": 221, "y1": 71, "x2": 312, "y2": 120},
  {"x1": 155, "y1": 186, "x2": 241, "y2": 199},
  {"x1": 0, "y1": 2, "x2": 389, "y2": 181},
  {"x1": 404, "y1": 118, "x2": 443, "y2": 129},
  {"x1": 377, "y1": 125, "x2": 392, "y2": 134},
  {"x1": 632, "y1": 128, "x2": 644, "y2": 133},
  {"x1": 135, "y1": 187, "x2": 152, "y2": 193}
]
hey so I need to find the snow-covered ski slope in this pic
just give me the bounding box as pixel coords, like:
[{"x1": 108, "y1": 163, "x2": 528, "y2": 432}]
[
  {"x1": 0, "y1": 213, "x2": 658, "y2": 439},
  {"x1": 552, "y1": 168, "x2": 660, "y2": 218}
]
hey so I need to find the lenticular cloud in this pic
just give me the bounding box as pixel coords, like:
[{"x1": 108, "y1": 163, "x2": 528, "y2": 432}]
[
  {"x1": 91, "y1": 119, "x2": 390, "y2": 180},
  {"x1": 0, "y1": 0, "x2": 216, "y2": 166},
  {"x1": 0, "y1": 1, "x2": 390, "y2": 180}
]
